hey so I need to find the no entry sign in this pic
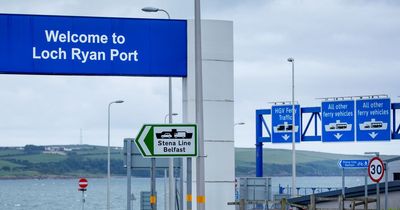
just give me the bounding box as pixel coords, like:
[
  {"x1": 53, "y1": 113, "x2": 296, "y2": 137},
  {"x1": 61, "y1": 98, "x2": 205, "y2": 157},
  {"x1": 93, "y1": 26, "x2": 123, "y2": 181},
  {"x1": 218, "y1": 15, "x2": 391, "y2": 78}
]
[
  {"x1": 78, "y1": 178, "x2": 88, "y2": 189},
  {"x1": 368, "y1": 157, "x2": 385, "y2": 183}
]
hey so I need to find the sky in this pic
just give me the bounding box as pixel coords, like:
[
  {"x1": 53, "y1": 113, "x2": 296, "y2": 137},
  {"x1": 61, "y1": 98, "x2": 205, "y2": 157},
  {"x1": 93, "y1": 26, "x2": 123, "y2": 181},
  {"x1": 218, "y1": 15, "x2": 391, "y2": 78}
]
[{"x1": 0, "y1": 0, "x2": 399, "y2": 155}]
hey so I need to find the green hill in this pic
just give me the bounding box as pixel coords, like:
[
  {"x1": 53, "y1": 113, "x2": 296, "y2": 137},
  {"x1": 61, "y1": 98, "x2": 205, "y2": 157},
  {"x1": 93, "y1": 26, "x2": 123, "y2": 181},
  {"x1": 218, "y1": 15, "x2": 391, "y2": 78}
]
[
  {"x1": 0, "y1": 145, "x2": 394, "y2": 178},
  {"x1": 235, "y1": 148, "x2": 394, "y2": 176}
]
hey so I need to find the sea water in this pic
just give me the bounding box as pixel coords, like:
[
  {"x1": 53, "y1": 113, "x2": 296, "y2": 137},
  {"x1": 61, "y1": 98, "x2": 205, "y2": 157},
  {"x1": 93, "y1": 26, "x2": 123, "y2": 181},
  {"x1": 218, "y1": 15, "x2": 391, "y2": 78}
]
[{"x1": 0, "y1": 176, "x2": 371, "y2": 210}]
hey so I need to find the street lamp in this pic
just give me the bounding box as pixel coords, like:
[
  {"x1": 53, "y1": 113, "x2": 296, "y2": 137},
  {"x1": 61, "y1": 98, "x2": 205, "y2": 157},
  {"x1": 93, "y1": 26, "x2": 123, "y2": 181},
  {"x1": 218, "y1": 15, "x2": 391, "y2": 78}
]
[
  {"x1": 142, "y1": 7, "x2": 174, "y2": 210},
  {"x1": 234, "y1": 122, "x2": 245, "y2": 126},
  {"x1": 364, "y1": 152, "x2": 380, "y2": 157},
  {"x1": 107, "y1": 100, "x2": 124, "y2": 210},
  {"x1": 142, "y1": 7, "x2": 171, "y2": 19},
  {"x1": 287, "y1": 57, "x2": 296, "y2": 197},
  {"x1": 165, "y1": 113, "x2": 179, "y2": 123}
]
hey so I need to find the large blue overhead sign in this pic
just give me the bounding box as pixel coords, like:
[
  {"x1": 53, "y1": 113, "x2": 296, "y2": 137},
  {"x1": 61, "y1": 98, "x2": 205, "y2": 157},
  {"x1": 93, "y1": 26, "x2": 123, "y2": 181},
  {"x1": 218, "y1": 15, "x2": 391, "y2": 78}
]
[
  {"x1": 0, "y1": 14, "x2": 187, "y2": 77},
  {"x1": 271, "y1": 105, "x2": 301, "y2": 143},
  {"x1": 356, "y1": 98, "x2": 391, "y2": 141},
  {"x1": 322, "y1": 100, "x2": 355, "y2": 142}
]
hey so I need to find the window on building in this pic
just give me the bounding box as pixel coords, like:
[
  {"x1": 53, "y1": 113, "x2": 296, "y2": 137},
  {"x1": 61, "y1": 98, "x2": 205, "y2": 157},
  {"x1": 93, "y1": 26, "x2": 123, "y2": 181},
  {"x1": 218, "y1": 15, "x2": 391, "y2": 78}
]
[{"x1": 394, "y1": 173, "x2": 400, "y2": 181}]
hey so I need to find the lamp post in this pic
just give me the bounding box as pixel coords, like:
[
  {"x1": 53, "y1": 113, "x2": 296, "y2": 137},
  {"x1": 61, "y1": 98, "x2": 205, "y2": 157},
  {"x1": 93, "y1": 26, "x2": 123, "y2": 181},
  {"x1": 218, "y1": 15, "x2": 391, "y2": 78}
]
[
  {"x1": 194, "y1": 1, "x2": 206, "y2": 209},
  {"x1": 107, "y1": 100, "x2": 124, "y2": 210},
  {"x1": 142, "y1": 7, "x2": 174, "y2": 210},
  {"x1": 287, "y1": 57, "x2": 296, "y2": 197}
]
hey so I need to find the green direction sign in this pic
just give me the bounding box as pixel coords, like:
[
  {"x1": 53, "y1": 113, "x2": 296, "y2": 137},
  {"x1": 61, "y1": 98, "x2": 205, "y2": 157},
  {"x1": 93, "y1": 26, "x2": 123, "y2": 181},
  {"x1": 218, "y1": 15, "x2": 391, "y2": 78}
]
[{"x1": 135, "y1": 124, "x2": 197, "y2": 157}]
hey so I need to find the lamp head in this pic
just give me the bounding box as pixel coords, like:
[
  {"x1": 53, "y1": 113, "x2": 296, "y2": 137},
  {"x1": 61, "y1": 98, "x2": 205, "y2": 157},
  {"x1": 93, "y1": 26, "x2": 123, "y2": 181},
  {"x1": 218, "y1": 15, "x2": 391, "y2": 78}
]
[
  {"x1": 142, "y1": 7, "x2": 160, "y2": 12},
  {"x1": 115, "y1": 100, "x2": 124, "y2": 104},
  {"x1": 287, "y1": 58, "x2": 294, "y2": 62},
  {"x1": 235, "y1": 122, "x2": 245, "y2": 126},
  {"x1": 364, "y1": 152, "x2": 380, "y2": 157},
  {"x1": 172, "y1": 113, "x2": 179, "y2": 116}
]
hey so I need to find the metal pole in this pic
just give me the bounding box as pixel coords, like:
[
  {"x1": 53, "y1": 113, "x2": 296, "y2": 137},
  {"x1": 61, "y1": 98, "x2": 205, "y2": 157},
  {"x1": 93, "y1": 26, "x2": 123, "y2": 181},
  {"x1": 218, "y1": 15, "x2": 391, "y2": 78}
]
[
  {"x1": 151, "y1": 158, "x2": 157, "y2": 210},
  {"x1": 365, "y1": 169, "x2": 368, "y2": 198},
  {"x1": 384, "y1": 163, "x2": 388, "y2": 210},
  {"x1": 127, "y1": 139, "x2": 132, "y2": 210},
  {"x1": 256, "y1": 142, "x2": 263, "y2": 177},
  {"x1": 195, "y1": 0, "x2": 205, "y2": 209},
  {"x1": 107, "y1": 103, "x2": 111, "y2": 210},
  {"x1": 107, "y1": 100, "x2": 123, "y2": 210},
  {"x1": 187, "y1": 157, "x2": 192, "y2": 210},
  {"x1": 82, "y1": 190, "x2": 85, "y2": 210},
  {"x1": 289, "y1": 58, "x2": 296, "y2": 197},
  {"x1": 165, "y1": 169, "x2": 168, "y2": 210},
  {"x1": 376, "y1": 182, "x2": 380, "y2": 210},
  {"x1": 342, "y1": 168, "x2": 345, "y2": 198},
  {"x1": 146, "y1": 8, "x2": 173, "y2": 209},
  {"x1": 179, "y1": 159, "x2": 184, "y2": 210},
  {"x1": 168, "y1": 112, "x2": 175, "y2": 210}
]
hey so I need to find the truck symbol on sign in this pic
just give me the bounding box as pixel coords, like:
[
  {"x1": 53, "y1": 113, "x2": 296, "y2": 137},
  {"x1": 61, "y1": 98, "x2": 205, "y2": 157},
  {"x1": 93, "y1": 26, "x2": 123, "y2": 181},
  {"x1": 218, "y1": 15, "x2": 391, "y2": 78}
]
[
  {"x1": 325, "y1": 120, "x2": 352, "y2": 132},
  {"x1": 273, "y1": 122, "x2": 299, "y2": 133},
  {"x1": 359, "y1": 119, "x2": 387, "y2": 131},
  {"x1": 156, "y1": 129, "x2": 193, "y2": 139}
]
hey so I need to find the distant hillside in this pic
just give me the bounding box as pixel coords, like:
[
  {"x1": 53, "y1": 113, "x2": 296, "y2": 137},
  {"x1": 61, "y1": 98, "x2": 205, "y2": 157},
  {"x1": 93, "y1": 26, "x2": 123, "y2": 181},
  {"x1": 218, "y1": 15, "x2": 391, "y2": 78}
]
[
  {"x1": 235, "y1": 148, "x2": 395, "y2": 177},
  {"x1": 0, "y1": 145, "x2": 127, "y2": 178},
  {"x1": 0, "y1": 145, "x2": 394, "y2": 178}
]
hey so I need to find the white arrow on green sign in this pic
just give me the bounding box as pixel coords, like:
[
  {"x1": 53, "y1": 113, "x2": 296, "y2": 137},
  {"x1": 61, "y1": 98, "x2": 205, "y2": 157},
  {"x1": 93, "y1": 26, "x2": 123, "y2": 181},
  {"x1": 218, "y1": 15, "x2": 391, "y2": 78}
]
[{"x1": 135, "y1": 124, "x2": 197, "y2": 157}]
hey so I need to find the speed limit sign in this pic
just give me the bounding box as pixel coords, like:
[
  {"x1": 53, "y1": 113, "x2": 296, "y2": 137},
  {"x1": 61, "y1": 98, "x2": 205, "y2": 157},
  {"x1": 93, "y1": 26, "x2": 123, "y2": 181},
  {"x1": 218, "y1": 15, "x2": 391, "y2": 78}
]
[{"x1": 368, "y1": 157, "x2": 385, "y2": 183}]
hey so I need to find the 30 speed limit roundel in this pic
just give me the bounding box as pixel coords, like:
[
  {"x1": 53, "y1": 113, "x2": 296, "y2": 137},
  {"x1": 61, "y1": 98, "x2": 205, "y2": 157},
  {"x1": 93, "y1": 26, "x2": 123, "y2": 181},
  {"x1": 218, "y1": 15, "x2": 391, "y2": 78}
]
[{"x1": 368, "y1": 157, "x2": 385, "y2": 183}]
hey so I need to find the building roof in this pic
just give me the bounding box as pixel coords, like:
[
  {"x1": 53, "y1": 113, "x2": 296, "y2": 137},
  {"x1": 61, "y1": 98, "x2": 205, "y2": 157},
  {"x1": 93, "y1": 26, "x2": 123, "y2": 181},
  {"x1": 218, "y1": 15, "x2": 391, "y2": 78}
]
[{"x1": 288, "y1": 181, "x2": 400, "y2": 206}]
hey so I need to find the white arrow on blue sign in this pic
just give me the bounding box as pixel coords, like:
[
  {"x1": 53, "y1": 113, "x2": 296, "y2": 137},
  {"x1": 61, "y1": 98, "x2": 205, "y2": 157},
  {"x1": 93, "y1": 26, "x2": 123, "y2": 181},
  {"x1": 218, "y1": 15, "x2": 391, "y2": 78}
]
[
  {"x1": 356, "y1": 98, "x2": 391, "y2": 141},
  {"x1": 337, "y1": 159, "x2": 369, "y2": 169}
]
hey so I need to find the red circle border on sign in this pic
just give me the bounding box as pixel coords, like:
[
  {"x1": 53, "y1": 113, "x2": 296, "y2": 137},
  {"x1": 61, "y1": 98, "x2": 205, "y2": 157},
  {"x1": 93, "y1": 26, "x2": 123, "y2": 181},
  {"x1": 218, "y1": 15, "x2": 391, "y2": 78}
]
[
  {"x1": 368, "y1": 157, "x2": 385, "y2": 183},
  {"x1": 79, "y1": 178, "x2": 88, "y2": 189}
]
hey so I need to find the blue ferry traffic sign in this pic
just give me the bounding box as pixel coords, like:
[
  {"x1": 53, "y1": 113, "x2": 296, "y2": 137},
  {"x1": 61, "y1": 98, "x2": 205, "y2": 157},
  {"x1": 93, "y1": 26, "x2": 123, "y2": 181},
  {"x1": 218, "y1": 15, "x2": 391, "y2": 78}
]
[
  {"x1": 271, "y1": 105, "x2": 301, "y2": 143},
  {"x1": 338, "y1": 159, "x2": 369, "y2": 169},
  {"x1": 356, "y1": 98, "x2": 391, "y2": 141},
  {"x1": 322, "y1": 100, "x2": 355, "y2": 142}
]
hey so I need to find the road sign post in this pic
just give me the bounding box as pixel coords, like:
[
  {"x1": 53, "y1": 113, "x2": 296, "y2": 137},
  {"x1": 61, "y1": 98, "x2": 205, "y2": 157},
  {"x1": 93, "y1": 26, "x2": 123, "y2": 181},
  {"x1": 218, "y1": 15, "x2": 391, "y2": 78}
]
[
  {"x1": 78, "y1": 178, "x2": 88, "y2": 210},
  {"x1": 322, "y1": 100, "x2": 355, "y2": 142},
  {"x1": 368, "y1": 157, "x2": 384, "y2": 210},
  {"x1": 337, "y1": 159, "x2": 369, "y2": 198},
  {"x1": 135, "y1": 124, "x2": 197, "y2": 157},
  {"x1": 124, "y1": 138, "x2": 133, "y2": 210}
]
